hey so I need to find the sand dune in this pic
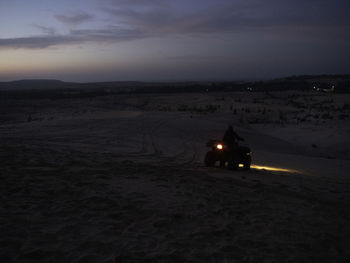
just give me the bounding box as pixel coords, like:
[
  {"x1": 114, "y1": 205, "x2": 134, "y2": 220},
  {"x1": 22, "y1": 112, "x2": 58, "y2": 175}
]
[{"x1": 1, "y1": 91, "x2": 350, "y2": 262}]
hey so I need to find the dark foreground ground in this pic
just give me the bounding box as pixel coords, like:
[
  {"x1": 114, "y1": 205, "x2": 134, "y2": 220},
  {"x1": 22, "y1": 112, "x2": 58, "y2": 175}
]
[
  {"x1": 1, "y1": 91, "x2": 350, "y2": 262},
  {"x1": 1, "y1": 146, "x2": 350, "y2": 263}
]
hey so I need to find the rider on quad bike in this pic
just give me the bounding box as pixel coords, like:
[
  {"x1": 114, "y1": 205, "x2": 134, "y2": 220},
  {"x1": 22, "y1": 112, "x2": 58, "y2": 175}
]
[
  {"x1": 223, "y1": 125, "x2": 244, "y2": 151},
  {"x1": 204, "y1": 126, "x2": 251, "y2": 170},
  {"x1": 222, "y1": 125, "x2": 245, "y2": 169}
]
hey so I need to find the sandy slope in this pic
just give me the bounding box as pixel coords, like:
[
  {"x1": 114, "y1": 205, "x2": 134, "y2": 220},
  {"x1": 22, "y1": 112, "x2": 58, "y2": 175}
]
[{"x1": 1, "y1": 91, "x2": 350, "y2": 262}]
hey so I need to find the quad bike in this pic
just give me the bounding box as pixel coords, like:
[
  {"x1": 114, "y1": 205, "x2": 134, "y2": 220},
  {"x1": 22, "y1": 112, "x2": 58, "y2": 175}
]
[{"x1": 204, "y1": 139, "x2": 252, "y2": 170}]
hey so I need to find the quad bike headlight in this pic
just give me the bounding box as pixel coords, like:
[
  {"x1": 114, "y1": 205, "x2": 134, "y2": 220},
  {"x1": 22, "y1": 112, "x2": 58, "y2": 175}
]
[{"x1": 216, "y1": 144, "x2": 224, "y2": 150}]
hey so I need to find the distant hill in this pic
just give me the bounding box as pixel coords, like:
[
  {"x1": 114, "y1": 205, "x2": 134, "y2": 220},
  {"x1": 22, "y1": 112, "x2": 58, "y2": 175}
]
[
  {"x1": 0, "y1": 79, "x2": 68, "y2": 90},
  {"x1": 282, "y1": 74, "x2": 350, "y2": 81},
  {"x1": 0, "y1": 74, "x2": 349, "y2": 97},
  {"x1": 0, "y1": 79, "x2": 168, "y2": 92}
]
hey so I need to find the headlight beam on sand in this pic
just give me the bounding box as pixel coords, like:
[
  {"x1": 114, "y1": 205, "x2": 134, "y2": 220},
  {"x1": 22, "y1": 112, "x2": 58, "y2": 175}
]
[{"x1": 250, "y1": 164, "x2": 299, "y2": 174}]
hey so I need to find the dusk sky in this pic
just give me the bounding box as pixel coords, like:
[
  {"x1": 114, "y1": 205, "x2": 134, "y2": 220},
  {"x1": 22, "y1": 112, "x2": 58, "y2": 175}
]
[{"x1": 0, "y1": 0, "x2": 349, "y2": 82}]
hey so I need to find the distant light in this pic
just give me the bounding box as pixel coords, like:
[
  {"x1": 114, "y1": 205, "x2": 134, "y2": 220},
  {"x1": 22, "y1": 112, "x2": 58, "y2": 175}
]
[{"x1": 216, "y1": 144, "x2": 223, "y2": 150}]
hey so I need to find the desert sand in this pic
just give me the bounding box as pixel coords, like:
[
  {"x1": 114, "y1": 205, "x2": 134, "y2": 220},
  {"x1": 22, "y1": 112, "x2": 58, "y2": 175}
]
[{"x1": 1, "y1": 90, "x2": 350, "y2": 262}]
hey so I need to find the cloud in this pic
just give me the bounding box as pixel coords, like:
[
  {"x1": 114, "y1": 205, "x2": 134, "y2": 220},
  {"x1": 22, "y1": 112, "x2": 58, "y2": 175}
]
[
  {"x1": 0, "y1": 26, "x2": 148, "y2": 49},
  {"x1": 165, "y1": 55, "x2": 215, "y2": 61},
  {"x1": 32, "y1": 24, "x2": 56, "y2": 35},
  {"x1": 1, "y1": 0, "x2": 349, "y2": 49},
  {"x1": 70, "y1": 26, "x2": 149, "y2": 41},
  {"x1": 0, "y1": 36, "x2": 82, "y2": 49},
  {"x1": 101, "y1": 0, "x2": 168, "y2": 8},
  {"x1": 55, "y1": 12, "x2": 94, "y2": 25},
  {"x1": 103, "y1": 0, "x2": 350, "y2": 35}
]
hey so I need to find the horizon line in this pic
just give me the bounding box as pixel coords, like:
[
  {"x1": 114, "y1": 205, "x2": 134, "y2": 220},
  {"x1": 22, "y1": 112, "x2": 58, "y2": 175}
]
[{"x1": 1, "y1": 73, "x2": 350, "y2": 84}]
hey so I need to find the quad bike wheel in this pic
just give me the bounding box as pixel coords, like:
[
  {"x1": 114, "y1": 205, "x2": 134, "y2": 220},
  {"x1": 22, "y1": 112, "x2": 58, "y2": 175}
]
[
  {"x1": 219, "y1": 160, "x2": 226, "y2": 167},
  {"x1": 204, "y1": 151, "x2": 216, "y2": 167},
  {"x1": 243, "y1": 156, "x2": 251, "y2": 170},
  {"x1": 228, "y1": 153, "x2": 239, "y2": 170}
]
